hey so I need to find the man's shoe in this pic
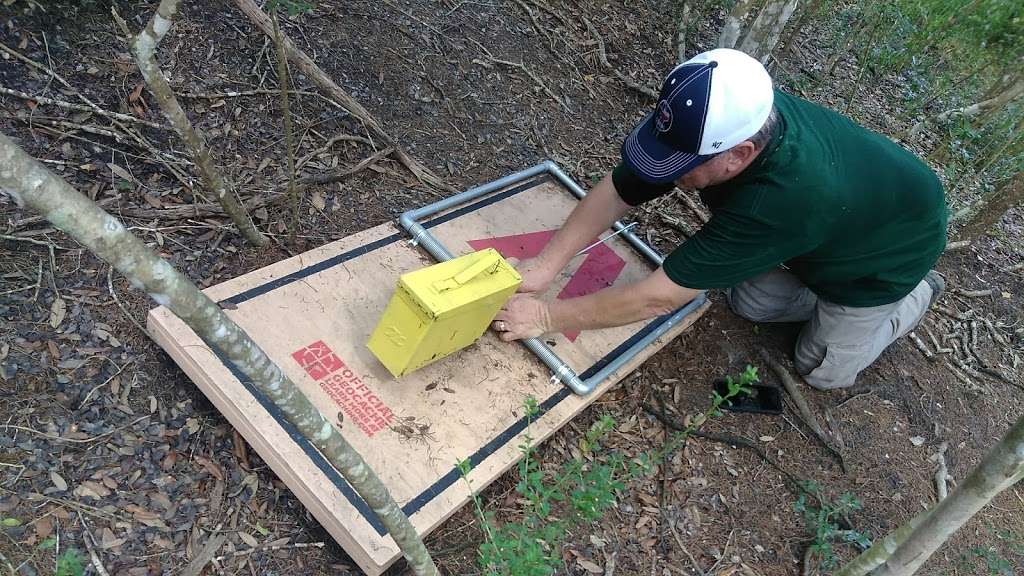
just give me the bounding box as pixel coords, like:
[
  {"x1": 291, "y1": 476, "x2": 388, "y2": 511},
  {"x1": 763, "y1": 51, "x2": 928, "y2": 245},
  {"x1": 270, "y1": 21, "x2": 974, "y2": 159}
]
[{"x1": 924, "y1": 270, "x2": 945, "y2": 307}]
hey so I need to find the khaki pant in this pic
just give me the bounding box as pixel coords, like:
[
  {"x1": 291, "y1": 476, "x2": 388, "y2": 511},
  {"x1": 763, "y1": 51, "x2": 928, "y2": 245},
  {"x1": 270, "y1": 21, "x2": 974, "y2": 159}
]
[{"x1": 726, "y1": 269, "x2": 933, "y2": 390}]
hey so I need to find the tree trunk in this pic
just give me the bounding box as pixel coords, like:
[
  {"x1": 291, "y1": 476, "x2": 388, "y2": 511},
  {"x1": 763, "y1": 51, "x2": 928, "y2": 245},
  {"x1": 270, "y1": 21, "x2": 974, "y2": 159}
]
[
  {"x1": 738, "y1": 0, "x2": 800, "y2": 63},
  {"x1": 129, "y1": 0, "x2": 268, "y2": 247},
  {"x1": 956, "y1": 172, "x2": 1024, "y2": 242},
  {"x1": 0, "y1": 133, "x2": 440, "y2": 576},
  {"x1": 837, "y1": 414, "x2": 1024, "y2": 576},
  {"x1": 934, "y1": 74, "x2": 1024, "y2": 124},
  {"x1": 719, "y1": 0, "x2": 759, "y2": 49},
  {"x1": 271, "y1": 9, "x2": 300, "y2": 243},
  {"x1": 775, "y1": 0, "x2": 820, "y2": 62}
]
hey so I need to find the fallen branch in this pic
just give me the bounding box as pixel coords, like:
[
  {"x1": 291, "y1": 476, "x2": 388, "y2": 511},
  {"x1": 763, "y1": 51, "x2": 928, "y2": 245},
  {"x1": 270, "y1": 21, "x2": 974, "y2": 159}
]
[
  {"x1": 909, "y1": 331, "x2": 935, "y2": 360},
  {"x1": 643, "y1": 397, "x2": 804, "y2": 490},
  {"x1": 760, "y1": 349, "x2": 846, "y2": 471},
  {"x1": 122, "y1": 1, "x2": 268, "y2": 246},
  {"x1": 0, "y1": 85, "x2": 170, "y2": 131},
  {"x1": 581, "y1": 16, "x2": 659, "y2": 100},
  {"x1": 295, "y1": 146, "x2": 394, "y2": 187},
  {"x1": 930, "y1": 442, "x2": 950, "y2": 501},
  {"x1": 231, "y1": 0, "x2": 450, "y2": 194},
  {"x1": 944, "y1": 240, "x2": 970, "y2": 251}
]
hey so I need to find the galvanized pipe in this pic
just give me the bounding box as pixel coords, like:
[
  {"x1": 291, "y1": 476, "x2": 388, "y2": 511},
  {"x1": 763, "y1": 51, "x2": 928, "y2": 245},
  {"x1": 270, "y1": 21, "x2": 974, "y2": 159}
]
[{"x1": 397, "y1": 161, "x2": 704, "y2": 395}]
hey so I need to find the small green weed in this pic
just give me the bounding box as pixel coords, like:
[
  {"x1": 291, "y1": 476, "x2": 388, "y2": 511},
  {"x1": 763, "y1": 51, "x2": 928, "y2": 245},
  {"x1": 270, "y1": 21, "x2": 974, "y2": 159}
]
[
  {"x1": 55, "y1": 549, "x2": 84, "y2": 576},
  {"x1": 953, "y1": 526, "x2": 1023, "y2": 576},
  {"x1": 794, "y1": 481, "x2": 871, "y2": 572},
  {"x1": 459, "y1": 366, "x2": 757, "y2": 575}
]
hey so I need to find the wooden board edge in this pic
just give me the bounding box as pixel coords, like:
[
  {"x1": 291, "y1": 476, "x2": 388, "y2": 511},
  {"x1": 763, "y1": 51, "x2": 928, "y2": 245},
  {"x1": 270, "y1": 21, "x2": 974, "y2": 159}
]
[{"x1": 145, "y1": 309, "x2": 396, "y2": 574}]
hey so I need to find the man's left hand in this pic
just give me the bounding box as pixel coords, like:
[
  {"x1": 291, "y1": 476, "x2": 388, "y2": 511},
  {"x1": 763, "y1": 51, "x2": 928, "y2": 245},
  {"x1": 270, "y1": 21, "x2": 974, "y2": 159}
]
[{"x1": 491, "y1": 294, "x2": 552, "y2": 342}]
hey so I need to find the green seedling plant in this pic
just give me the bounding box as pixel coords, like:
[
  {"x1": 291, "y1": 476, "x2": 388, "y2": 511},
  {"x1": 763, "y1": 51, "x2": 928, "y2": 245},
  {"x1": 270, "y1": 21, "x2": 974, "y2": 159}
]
[
  {"x1": 459, "y1": 366, "x2": 758, "y2": 575},
  {"x1": 794, "y1": 481, "x2": 872, "y2": 572}
]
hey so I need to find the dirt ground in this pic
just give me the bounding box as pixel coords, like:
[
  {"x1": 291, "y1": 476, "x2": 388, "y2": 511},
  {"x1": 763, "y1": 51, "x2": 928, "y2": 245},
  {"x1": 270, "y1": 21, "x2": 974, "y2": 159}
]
[{"x1": 1, "y1": 1, "x2": 1022, "y2": 575}]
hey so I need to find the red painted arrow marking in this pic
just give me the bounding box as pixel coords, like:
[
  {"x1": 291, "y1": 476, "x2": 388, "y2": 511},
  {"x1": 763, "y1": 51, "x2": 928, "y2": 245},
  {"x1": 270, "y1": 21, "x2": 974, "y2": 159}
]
[{"x1": 468, "y1": 230, "x2": 626, "y2": 342}]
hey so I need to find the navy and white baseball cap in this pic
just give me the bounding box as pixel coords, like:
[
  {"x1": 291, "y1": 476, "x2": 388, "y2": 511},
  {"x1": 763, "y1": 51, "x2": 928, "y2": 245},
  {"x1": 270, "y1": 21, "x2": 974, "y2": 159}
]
[{"x1": 622, "y1": 48, "x2": 774, "y2": 183}]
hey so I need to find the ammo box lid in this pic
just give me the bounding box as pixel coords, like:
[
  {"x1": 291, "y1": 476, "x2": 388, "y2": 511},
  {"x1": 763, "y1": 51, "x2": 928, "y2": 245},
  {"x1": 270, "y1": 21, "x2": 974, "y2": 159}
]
[{"x1": 397, "y1": 248, "x2": 521, "y2": 319}]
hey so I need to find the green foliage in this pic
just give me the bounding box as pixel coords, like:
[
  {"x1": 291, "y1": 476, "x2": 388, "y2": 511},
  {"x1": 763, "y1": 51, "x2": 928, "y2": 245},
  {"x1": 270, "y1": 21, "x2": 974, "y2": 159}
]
[
  {"x1": 55, "y1": 549, "x2": 84, "y2": 576},
  {"x1": 459, "y1": 366, "x2": 758, "y2": 575},
  {"x1": 953, "y1": 526, "x2": 1023, "y2": 576},
  {"x1": 793, "y1": 481, "x2": 871, "y2": 571},
  {"x1": 267, "y1": 0, "x2": 314, "y2": 16},
  {"x1": 1, "y1": 517, "x2": 22, "y2": 527}
]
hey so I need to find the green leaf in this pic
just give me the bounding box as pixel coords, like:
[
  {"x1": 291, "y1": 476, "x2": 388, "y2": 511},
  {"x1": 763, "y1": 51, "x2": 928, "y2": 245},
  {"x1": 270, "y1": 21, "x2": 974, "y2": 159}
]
[{"x1": 1, "y1": 517, "x2": 20, "y2": 527}]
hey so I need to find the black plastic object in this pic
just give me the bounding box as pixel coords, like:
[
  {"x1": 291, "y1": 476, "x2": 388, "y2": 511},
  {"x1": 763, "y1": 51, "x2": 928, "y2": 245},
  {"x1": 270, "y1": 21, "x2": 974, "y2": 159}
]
[{"x1": 713, "y1": 379, "x2": 783, "y2": 415}]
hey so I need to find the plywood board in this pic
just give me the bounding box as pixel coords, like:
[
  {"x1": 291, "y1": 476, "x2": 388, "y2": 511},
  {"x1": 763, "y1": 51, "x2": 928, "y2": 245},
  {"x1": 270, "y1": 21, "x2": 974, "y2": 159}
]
[{"x1": 148, "y1": 175, "x2": 709, "y2": 575}]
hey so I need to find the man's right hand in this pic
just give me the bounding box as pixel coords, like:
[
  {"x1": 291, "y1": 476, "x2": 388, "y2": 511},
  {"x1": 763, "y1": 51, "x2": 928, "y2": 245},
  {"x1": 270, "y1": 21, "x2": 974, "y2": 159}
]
[{"x1": 509, "y1": 257, "x2": 558, "y2": 295}]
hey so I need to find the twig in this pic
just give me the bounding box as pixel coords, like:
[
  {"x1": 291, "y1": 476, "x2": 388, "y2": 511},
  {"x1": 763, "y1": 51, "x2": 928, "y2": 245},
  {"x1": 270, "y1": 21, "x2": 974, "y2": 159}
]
[
  {"x1": 213, "y1": 541, "x2": 324, "y2": 561},
  {"x1": 582, "y1": 16, "x2": 659, "y2": 100},
  {"x1": 177, "y1": 88, "x2": 345, "y2": 110},
  {"x1": 78, "y1": 512, "x2": 111, "y2": 576},
  {"x1": 759, "y1": 349, "x2": 846, "y2": 471},
  {"x1": 296, "y1": 132, "x2": 375, "y2": 171},
  {"x1": 0, "y1": 85, "x2": 170, "y2": 131},
  {"x1": 929, "y1": 442, "x2": 950, "y2": 501},
  {"x1": 909, "y1": 331, "x2": 935, "y2": 360},
  {"x1": 482, "y1": 54, "x2": 571, "y2": 113},
  {"x1": 0, "y1": 549, "x2": 13, "y2": 576},
  {"x1": 0, "y1": 414, "x2": 151, "y2": 444},
  {"x1": 643, "y1": 398, "x2": 804, "y2": 489},
  {"x1": 107, "y1": 267, "x2": 149, "y2": 336},
  {"x1": 668, "y1": 519, "x2": 705, "y2": 576},
  {"x1": 944, "y1": 359, "x2": 981, "y2": 392},
  {"x1": 9, "y1": 116, "x2": 129, "y2": 142},
  {"x1": 294, "y1": 146, "x2": 394, "y2": 188},
  {"x1": 956, "y1": 288, "x2": 994, "y2": 298},
  {"x1": 944, "y1": 240, "x2": 970, "y2": 251},
  {"x1": 79, "y1": 354, "x2": 135, "y2": 409}
]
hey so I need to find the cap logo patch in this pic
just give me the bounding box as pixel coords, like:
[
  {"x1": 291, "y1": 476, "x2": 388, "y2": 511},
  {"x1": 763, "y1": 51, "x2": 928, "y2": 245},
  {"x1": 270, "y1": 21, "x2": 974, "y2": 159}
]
[{"x1": 655, "y1": 100, "x2": 673, "y2": 132}]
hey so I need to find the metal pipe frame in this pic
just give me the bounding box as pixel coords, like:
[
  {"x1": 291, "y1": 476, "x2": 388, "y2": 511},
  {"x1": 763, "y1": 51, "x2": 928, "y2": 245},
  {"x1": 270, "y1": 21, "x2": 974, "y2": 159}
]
[{"x1": 399, "y1": 160, "x2": 707, "y2": 395}]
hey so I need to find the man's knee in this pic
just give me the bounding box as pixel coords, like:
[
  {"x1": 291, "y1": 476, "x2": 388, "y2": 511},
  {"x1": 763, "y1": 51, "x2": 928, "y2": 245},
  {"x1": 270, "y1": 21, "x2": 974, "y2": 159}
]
[
  {"x1": 795, "y1": 338, "x2": 870, "y2": 390},
  {"x1": 727, "y1": 285, "x2": 782, "y2": 323}
]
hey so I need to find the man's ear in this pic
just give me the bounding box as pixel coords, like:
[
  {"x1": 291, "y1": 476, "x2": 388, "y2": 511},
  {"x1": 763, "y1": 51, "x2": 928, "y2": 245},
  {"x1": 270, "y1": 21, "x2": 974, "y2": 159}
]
[{"x1": 726, "y1": 141, "x2": 757, "y2": 170}]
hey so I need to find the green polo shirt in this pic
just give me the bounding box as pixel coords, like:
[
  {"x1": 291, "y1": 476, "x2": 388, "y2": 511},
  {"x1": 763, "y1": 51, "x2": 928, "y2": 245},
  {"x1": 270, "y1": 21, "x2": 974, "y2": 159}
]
[{"x1": 613, "y1": 90, "x2": 947, "y2": 307}]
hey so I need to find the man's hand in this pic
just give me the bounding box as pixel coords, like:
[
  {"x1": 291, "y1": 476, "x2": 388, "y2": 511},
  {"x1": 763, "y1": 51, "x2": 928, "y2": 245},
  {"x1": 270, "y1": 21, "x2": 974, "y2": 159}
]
[
  {"x1": 509, "y1": 257, "x2": 558, "y2": 294},
  {"x1": 491, "y1": 294, "x2": 552, "y2": 342}
]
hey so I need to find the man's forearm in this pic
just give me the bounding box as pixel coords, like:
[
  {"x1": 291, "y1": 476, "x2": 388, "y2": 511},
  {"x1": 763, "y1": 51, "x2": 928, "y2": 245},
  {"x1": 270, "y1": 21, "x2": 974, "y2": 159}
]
[
  {"x1": 546, "y1": 268, "x2": 701, "y2": 332},
  {"x1": 533, "y1": 172, "x2": 632, "y2": 274}
]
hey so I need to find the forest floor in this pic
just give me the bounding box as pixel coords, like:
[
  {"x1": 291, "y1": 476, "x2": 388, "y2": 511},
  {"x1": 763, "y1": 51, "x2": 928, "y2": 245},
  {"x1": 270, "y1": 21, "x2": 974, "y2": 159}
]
[{"x1": 1, "y1": 1, "x2": 1022, "y2": 575}]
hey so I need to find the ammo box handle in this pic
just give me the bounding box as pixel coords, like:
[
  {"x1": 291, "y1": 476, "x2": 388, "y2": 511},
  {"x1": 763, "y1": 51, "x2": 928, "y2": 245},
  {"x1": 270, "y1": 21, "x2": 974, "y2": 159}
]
[{"x1": 431, "y1": 251, "x2": 502, "y2": 293}]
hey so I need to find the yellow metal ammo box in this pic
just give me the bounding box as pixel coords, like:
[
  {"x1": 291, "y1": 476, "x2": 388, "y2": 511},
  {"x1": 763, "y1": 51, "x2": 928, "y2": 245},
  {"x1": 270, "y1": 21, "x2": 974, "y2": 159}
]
[{"x1": 367, "y1": 248, "x2": 521, "y2": 377}]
